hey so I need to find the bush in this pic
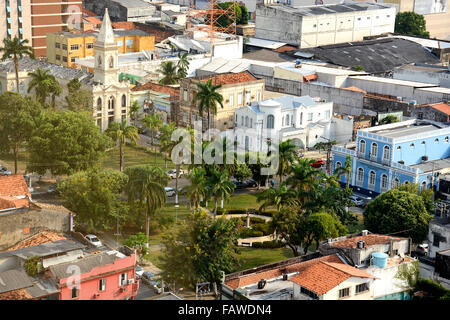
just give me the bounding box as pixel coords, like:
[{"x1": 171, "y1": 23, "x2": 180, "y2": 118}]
[
  {"x1": 216, "y1": 208, "x2": 226, "y2": 215},
  {"x1": 252, "y1": 240, "x2": 285, "y2": 249},
  {"x1": 227, "y1": 209, "x2": 247, "y2": 215},
  {"x1": 252, "y1": 223, "x2": 274, "y2": 236},
  {"x1": 238, "y1": 228, "x2": 263, "y2": 238}
]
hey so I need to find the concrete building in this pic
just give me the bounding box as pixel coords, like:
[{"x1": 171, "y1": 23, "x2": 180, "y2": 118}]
[
  {"x1": 179, "y1": 71, "x2": 265, "y2": 131},
  {"x1": 0, "y1": 0, "x2": 83, "y2": 58},
  {"x1": 332, "y1": 119, "x2": 450, "y2": 197},
  {"x1": 83, "y1": 0, "x2": 160, "y2": 22},
  {"x1": 393, "y1": 64, "x2": 450, "y2": 88},
  {"x1": 255, "y1": 2, "x2": 396, "y2": 48},
  {"x1": 46, "y1": 29, "x2": 155, "y2": 69}
]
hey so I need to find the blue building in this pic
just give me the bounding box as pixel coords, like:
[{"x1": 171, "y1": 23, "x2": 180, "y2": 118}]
[{"x1": 332, "y1": 119, "x2": 450, "y2": 197}]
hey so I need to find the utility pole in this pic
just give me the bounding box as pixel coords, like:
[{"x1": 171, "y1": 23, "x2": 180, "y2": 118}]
[{"x1": 320, "y1": 136, "x2": 333, "y2": 175}]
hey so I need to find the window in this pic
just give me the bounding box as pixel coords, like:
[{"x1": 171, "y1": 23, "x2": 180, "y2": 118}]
[
  {"x1": 382, "y1": 146, "x2": 390, "y2": 161},
  {"x1": 267, "y1": 115, "x2": 274, "y2": 129},
  {"x1": 245, "y1": 90, "x2": 251, "y2": 103},
  {"x1": 381, "y1": 174, "x2": 388, "y2": 189},
  {"x1": 98, "y1": 55, "x2": 102, "y2": 66},
  {"x1": 356, "y1": 283, "x2": 369, "y2": 294},
  {"x1": 301, "y1": 286, "x2": 318, "y2": 299},
  {"x1": 307, "y1": 113, "x2": 313, "y2": 121},
  {"x1": 371, "y1": 143, "x2": 378, "y2": 158},
  {"x1": 300, "y1": 112, "x2": 303, "y2": 125},
  {"x1": 433, "y1": 233, "x2": 440, "y2": 247},
  {"x1": 339, "y1": 287, "x2": 350, "y2": 298},
  {"x1": 235, "y1": 114, "x2": 238, "y2": 123},
  {"x1": 183, "y1": 89, "x2": 188, "y2": 101},
  {"x1": 421, "y1": 181, "x2": 427, "y2": 191},
  {"x1": 97, "y1": 97, "x2": 102, "y2": 111},
  {"x1": 72, "y1": 287, "x2": 79, "y2": 299},
  {"x1": 369, "y1": 171, "x2": 376, "y2": 186},
  {"x1": 257, "y1": 90, "x2": 261, "y2": 101},
  {"x1": 87, "y1": 43, "x2": 94, "y2": 49},
  {"x1": 359, "y1": 140, "x2": 366, "y2": 154},
  {"x1": 62, "y1": 56, "x2": 67, "y2": 62},
  {"x1": 237, "y1": 92, "x2": 243, "y2": 105},
  {"x1": 325, "y1": 110, "x2": 330, "y2": 119},
  {"x1": 445, "y1": 137, "x2": 449, "y2": 143},
  {"x1": 55, "y1": 54, "x2": 60, "y2": 61},
  {"x1": 285, "y1": 114, "x2": 290, "y2": 126},
  {"x1": 229, "y1": 93, "x2": 234, "y2": 106},
  {"x1": 418, "y1": 112, "x2": 423, "y2": 120},
  {"x1": 108, "y1": 96, "x2": 115, "y2": 110},
  {"x1": 249, "y1": 118, "x2": 253, "y2": 128},
  {"x1": 435, "y1": 138, "x2": 439, "y2": 143},
  {"x1": 394, "y1": 178, "x2": 400, "y2": 188},
  {"x1": 245, "y1": 116, "x2": 249, "y2": 127},
  {"x1": 70, "y1": 44, "x2": 79, "y2": 51},
  {"x1": 109, "y1": 56, "x2": 114, "y2": 68},
  {"x1": 335, "y1": 161, "x2": 342, "y2": 170},
  {"x1": 71, "y1": 56, "x2": 77, "y2": 63},
  {"x1": 245, "y1": 136, "x2": 249, "y2": 151},
  {"x1": 119, "y1": 273, "x2": 128, "y2": 286},
  {"x1": 122, "y1": 94, "x2": 126, "y2": 107},
  {"x1": 357, "y1": 168, "x2": 364, "y2": 183},
  {"x1": 62, "y1": 44, "x2": 67, "y2": 50},
  {"x1": 410, "y1": 143, "x2": 415, "y2": 149},
  {"x1": 99, "y1": 279, "x2": 106, "y2": 291},
  {"x1": 241, "y1": 116, "x2": 244, "y2": 126},
  {"x1": 55, "y1": 42, "x2": 60, "y2": 49}
]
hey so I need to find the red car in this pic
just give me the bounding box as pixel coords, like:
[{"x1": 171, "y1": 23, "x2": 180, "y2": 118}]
[{"x1": 310, "y1": 159, "x2": 325, "y2": 168}]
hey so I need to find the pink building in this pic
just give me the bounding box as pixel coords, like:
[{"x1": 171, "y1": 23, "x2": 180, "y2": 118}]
[{"x1": 49, "y1": 247, "x2": 139, "y2": 300}]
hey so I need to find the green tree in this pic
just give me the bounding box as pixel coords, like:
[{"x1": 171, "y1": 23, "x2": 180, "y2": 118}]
[
  {"x1": 160, "y1": 210, "x2": 240, "y2": 293},
  {"x1": 125, "y1": 165, "x2": 168, "y2": 247},
  {"x1": 142, "y1": 113, "x2": 162, "y2": 146},
  {"x1": 256, "y1": 183, "x2": 298, "y2": 212},
  {"x1": 157, "y1": 61, "x2": 179, "y2": 85},
  {"x1": 123, "y1": 232, "x2": 150, "y2": 258},
  {"x1": 176, "y1": 52, "x2": 190, "y2": 79},
  {"x1": 65, "y1": 78, "x2": 93, "y2": 112},
  {"x1": 58, "y1": 169, "x2": 128, "y2": 231},
  {"x1": 0, "y1": 92, "x2": 42, "y2": 174},
  {"x1": 286, "y1": 158, "x2": 320, "y2": 202},
  {"x1": 193, "y1": 79, "x2": 224, "y2": 131},
  {"x1": 0, "y1": 36, "x2": 34, "y2": 92},
  {"x1": 278, "y1": 139, "x2": 298, "y2": 183},
  {"x1": 395, "y1": 260, "x2": 420, "y2": 293},
  {"x1": 214, "y1": 2, "x2": 248, "y2": 27},
  {"x1": 129, "y1": 100, "x2": 141, "y2": 122},
  {"x1": 399, "y1": 182, "x2": 434, "y2": 214},
  {"x1": 183, "y1": 167, "x2": 208, "y2": 210},
  {"x1": 413, "y1": 278, "x2": 450, "y2": 300},
  {"x1": 105, "y1": 119, "x2": 139, "y2": 172},
  {"x1": 159, "y1": 121, "x2": 177, "y2": 169},
  {"x1": 333, "y1": 155, "x2": 352, "y2": 188},
  {"x1": 206, "y1": 168, "x2": 235, "y2": 217},
  {"x1": 363, "y1": 189, "x2": 433, "y2": 243},
  {"x1": 231, "y1": 163, "x2": 252, "y2": 182},
  {"x1": 379, "y1": 114, "x2": 400, "y2": 125},
  {"x1": 245, "y1": 152, "x2": 271, "y2": 188},
  {"x1": 27, "y1": 67, "x2": 62, "y2": 107},
  {"x1": 395, "y1": 11, "x2": 430, "y2": 38},
  {"x1": 352, "y1": 65, "x2": 364, "y2": 71},
  {"x1": 27, "y1": 110, "x2": 110, "y2": 175}
]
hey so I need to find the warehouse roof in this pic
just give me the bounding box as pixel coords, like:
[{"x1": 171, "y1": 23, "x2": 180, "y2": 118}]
[{"x1": 302, "y1": 38, "x2": 440, "y2": 74}]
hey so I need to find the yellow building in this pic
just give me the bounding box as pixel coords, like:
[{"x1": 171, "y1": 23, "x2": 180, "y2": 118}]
[{"x1": 47, "y1": 30, "x2": 155, "y2": 68}]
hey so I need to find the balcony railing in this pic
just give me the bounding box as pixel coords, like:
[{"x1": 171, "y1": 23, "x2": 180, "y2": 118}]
[
  {"x1": 381, "y1": 158, "x2": 390, "y2": 166},
  {"x1": 369, "y1": 153, "x2": 377, "y2": 162}
]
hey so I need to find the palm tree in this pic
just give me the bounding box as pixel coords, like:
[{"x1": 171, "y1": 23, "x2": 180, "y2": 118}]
[
  {"x1": 27, "y1": 67, "x2": 61, "y2": 107},
  {"x1": 157, "y1": 61, "x2": 179, "y2": 85},
  {"x1": 193, "y1": 79, "x2": 224, "y2": 132},
  {"x1": 125, "y1": 165, "x2": 168, "y2": 247},
  {"x1": 0, "y1": 36, "x2": 34, "y2": 93},
  {"x1": 256, "y1": 183, "x2": 298, "y2": 212},
  {"x1": 333, "y1": 155, "x2": 352, "y2": 188},
  {"x1": 206, "y1": 168, "x2": 235, "y2": 218},
  {"x1": 129, "y1": 101, "x2": 141, "y2": 123},
  {"x1": 286, "y1": 158, "x2": 321, "y2": 203},
  {"x1": 176, "y1": 52, "x2": 190, "y2": 79},
  {"x1": 142, "y1": 113, "x2": 162, "y2": 146},
  {"x1": 105, "y1": 119, "x2": 140, "y2": 172},
  {"x1": 159, "y1": 122, "x2": 177, "y2": 169},
  {"x1": 183, "y1": 167, "x2": 208, "y2": 210},
  {"x1": 277, "y1": 139, "x2": 297, "y2": 183}
]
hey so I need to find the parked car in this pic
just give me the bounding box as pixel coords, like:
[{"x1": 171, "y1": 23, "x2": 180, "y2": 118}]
[
  {"x1": 165, "y1": 187, "x2": 176, "y2": 197},
  {"x1": 415, "y1": 243, "x2": 429, "y2": 256},
  {"x1": 85, "y1": 234, "x2": 102, "y2": 247},
  {"x1": 0, "y1": 166, "x2": 11, "y2": 175},
  {"x1": 167, "y1": 169, "x2": 184, "y2": 179},
  {"x1": 47, "y1": 184, "x2": 60, "y2": 194},
  {"x1": 135, "y1": 266, "x2": 144, "y2": 279},
  {"x1": 349, "y1": 195, "x2": 364, "y2": 207},
  {"x1": 310, "y1": 159, "x2": 325, "y2": 168},
  {"x1": 233, "y1": 178, "x2": 258, "y2": 189}
]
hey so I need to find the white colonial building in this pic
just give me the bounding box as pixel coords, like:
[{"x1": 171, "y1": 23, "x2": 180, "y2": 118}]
[{"x1": 233, "y1": 95, "x2": 335, "y2": 153}]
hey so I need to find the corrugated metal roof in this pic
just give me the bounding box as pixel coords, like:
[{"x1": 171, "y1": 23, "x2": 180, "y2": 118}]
[
  {"x1": 0, "y1": 270, "x2": 33, "y2": 294},
  {"x1": 246, "y1": 37, "x2": 287, "y2": 50},
  {"x1": 9, "y1": 239, "x2": 85, "y2": 259}
]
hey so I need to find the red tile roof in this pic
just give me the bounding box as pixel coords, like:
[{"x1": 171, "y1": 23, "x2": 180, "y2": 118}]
[
  {"x1": 0, "y1": 288, "x2": 32, "y2": 300},
  {"x1": 131, "y1": 82, "x2": 180, "y2": 100},
  {"x1": 331, "y1": 234, "x2": 403, "y2": 249},
  {"x1": 225, "y1": 254, "x2": 342, "y2": 289},
  {"x1": 84, "y1": 17, "x2": 102, "y2": 25},
  {"x1": 343, "y1": 86, "x2": 367, "y2": 94},
  {"x1": 7, "y1": 231, "x2": 67, "y2": 251},
  {"x1": 0, "y1": 175, "x2": 29, "y2": 197},
  {"x1": 289, "y1": 261, "x2": 375, "y2": 295},
  {"x1": 0, "y1": 196, "x2": 29, "y2": 210},
  {"x1": 112, "y1": 21, "x2": 136, "y2": 30},
  {"x1": 82, "y1": 8, "x2": 98, "y2": 17},
  {"x1": 431, "y1": 103, "x2": 450, "y2": 116},
  {"x1": 274, "y1": 45, "x2": 297, "y2": 53},
  {"x1": 198, "y1": 72, "x2": 257, "y2": 86}
]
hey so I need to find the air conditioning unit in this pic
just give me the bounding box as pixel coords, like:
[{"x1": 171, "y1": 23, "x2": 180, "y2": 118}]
[{"x1": 128, "y1": 279, "x2": 135, "y2": 284}]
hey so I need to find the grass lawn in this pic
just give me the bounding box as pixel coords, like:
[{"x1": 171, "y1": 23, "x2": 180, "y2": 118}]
[
  {"x1": 207, "y1": 192, "x2": 276, "y2": 213},
  {"x1": 102, "y1": 144, "x2": 176, "y2": 171},
  {"x1": 234, "y1": 247, "x2": 294, "y2": 271}
]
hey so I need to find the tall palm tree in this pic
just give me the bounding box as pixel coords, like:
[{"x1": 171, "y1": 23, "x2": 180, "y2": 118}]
[
  {"x1": 286, "y1": 158, "x2": 320, "y2": 203},
  {"x1": 125, "y1": 165, "x2": 167, "y2": 247},
  {"x1": 105, "y1": 119, "x2": 140, "y2": 172},
  {"x1": 0, "y1": 36, "x2": 34, "y2": 93},
  {"x1": 129, "y1": 100, "x2": 141, "y2": 123},
  {"x1": 27, "y1": 67, "x2": 61, "y2": 107},
  {"x1": 176, "y1": 52, "x2": 190, "y2": 79},
  {"x1": 206, "y1": 168, "x2": 235, "y2": 218},
  {"x1": 256, "y1": 183, "x2": 298, "y2": 212},
  {"x1": 183, "y1": 167, "x2": 208, "y2": 210},
  {"x1": 157, "y1": 61, "x2": 179, "y2": 85},
  {"x1": 333, "y1": 155, "x2": 352, "y2": 188},
  {"x1": 142, "y1": 113, "x2": 162, "y2": 146},
  {"x1": 159, "y1": 122, "x2": 177, "y2": 169},
  {"x1": 278, "y1": 139, "x2": 297, "y2": 183},
  {"x1": 193, "y1": 79, "x2": 224, "y2": 132}
]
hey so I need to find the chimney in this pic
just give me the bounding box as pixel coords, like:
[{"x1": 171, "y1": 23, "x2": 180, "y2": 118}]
[{"x1": 361, "y1": 230, "x2": 369, "y2": 236}]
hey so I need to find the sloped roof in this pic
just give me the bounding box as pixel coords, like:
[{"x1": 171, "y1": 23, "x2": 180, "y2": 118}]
[
  {"x1": 0, "y1": 175, "x2": 29, "y2": 197},
  {"x1": 7, "y1": 231, "x2": 67, "y2": 251},
  {"x1": 131, "y1": 82, "x2": 180, "y2": 100},
  {"x1": 302, "y1": 38, "x2": 440, "y2": 74},
  {"x1": 343, "y1": 86, "x2": 367, "y2": 94},
  {"x1": 431, "y1": 103, "x2": 450, "y2": 116},
  {"x1": 195, "y1": 71, "x2": 258, "y2": 86},
  {"x1": 331, "y1": 234, "x2": 403, "y2": 249},
  {"x1": 84, "y1": 16, "x2": 102, "y2": 25},
  {"x1": 8, "y1": 239, "x2": 85, "y2": 259},
  {"x1": 0, "y1": 270, "x2": 33, "y2": 294}
]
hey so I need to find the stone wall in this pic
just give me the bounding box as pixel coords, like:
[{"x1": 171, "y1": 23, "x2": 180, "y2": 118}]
[{"x1": 0, "y1": 206, "x2": 70, "y2": 251}]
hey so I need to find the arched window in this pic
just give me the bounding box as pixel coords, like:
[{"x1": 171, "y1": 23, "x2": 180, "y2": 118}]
[
  {"x1": 98, "y1": 55, "x2": 102, "y2": 66},
  {"x1": 97, "y1": 97, "x2": 102, "y2": 111},
  {"x1": 359, "y1": 140, "x2": 366, "y2": 154},
  {"x1": 336, "y1": 161, "x2": 342, "y2": 168},
  {"x1": 369, "y1": 171, "x2": 376, "y2": 186},
  {"x1": 445, "y1": 137, "x2": 449, "y2": 143},
  {"x1": 357, "y1": 168, "x2": 364, "y2": 183},
  {"x1": 421, "y1": 181, "x2": 427, "y2": 191},
  {"x1": 382, "y1": 145, "x2": 390, "y2": 161},
  {"x1": 410, "y1": 143, "x2": 415, "y2": 149},
  {"x1": 267, "y1": 115, "x2": 274, "y2": 129},
  {"x1": 300, "y1": 112, "x2": 303, "y2": 125},
  {"x1": 245, "y1": 116, "x2": 249, "y2": 127},
  {"x1": 109, "y1": 56, "x2": 114, "y2": 68},
  {"x1": 249, "y1": 118, "x2": 253, "y2": 128},
  {"x1": 394, "y1": 178, "x2": 400, "y2": 188},
  {"x1": 245, "y1": 136, "x2": 249, "y2": 151},
  {"x1": 121, "y1": 94, "x2": 126, "y2": 107},
  {"x1": 381, "y1": 174, "x2": 388, "y2": 190},
  {"x1": 404, "y1": 181, "x2": 410, "y2": 186},
  {"x1": 435, "y1": 138, "x2": 439, "y2": 143},
  {"x1": 108, "y1": 96, "x2": 115, "y2": 110},
  {"x1": 371, "y1": 143, "x2": 378, "y2": 158},
  {"x1": 286, "y1": 114, "x2": 290, "y2": 126}
]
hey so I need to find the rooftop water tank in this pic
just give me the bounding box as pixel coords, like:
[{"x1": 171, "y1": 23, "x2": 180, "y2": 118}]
[{"x1": 372, "y1": 252, "x2": 388, "y2": 268}]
